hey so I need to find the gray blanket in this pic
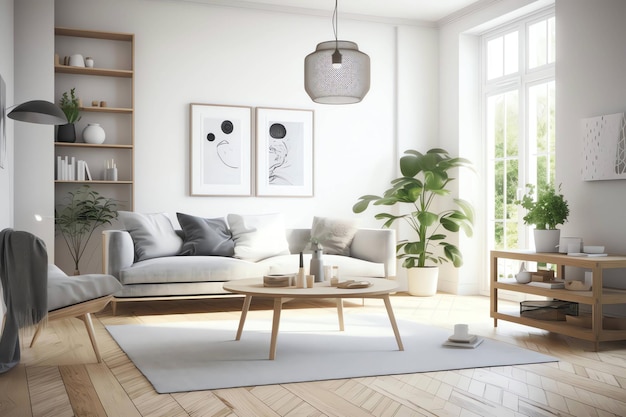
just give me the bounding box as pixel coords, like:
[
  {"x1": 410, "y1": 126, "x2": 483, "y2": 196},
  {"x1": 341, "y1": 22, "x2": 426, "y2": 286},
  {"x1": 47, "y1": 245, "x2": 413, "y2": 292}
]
[{"x1": 0, "y1": 228, "x2": 48, "y2": 373}]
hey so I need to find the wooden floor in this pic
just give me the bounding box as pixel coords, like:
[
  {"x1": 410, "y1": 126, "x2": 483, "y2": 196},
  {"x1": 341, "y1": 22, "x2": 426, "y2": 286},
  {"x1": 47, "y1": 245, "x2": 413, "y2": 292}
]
[{"x1": 1, "y1": 292, "x2": 625, "y2": 417}]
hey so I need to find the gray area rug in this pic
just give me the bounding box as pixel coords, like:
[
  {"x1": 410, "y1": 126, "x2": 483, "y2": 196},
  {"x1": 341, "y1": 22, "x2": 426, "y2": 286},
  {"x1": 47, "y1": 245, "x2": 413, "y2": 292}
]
[{"x1": 106, "y1": 314, "x2": 557, "y2": 393}]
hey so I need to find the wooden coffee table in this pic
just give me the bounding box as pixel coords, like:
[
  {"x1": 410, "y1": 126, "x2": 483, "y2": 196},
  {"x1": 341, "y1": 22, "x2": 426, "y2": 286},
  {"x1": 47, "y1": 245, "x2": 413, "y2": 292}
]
[{"x1": 223, "y1": 278, "x2": 404, "y2": 360}]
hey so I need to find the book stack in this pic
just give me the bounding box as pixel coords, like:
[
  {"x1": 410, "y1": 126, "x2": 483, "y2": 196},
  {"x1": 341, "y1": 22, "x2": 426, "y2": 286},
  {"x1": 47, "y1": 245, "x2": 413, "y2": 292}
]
[
  {"x1": 443, "y1": 334, "x2": 484, "y2": 348},
  {"x1": 57, "y1": 156, "x2": 92, "y2": 181}
]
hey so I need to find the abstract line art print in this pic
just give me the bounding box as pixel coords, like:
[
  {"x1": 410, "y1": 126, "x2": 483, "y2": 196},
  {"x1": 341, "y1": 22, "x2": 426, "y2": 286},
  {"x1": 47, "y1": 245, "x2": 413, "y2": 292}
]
[
  {"x1": 190, "y1": 104, "x2": 252, "y2": 195},
  {"x1": 581, "y1": 112, "x2": 626, "y2": 181},
  {"x1": 256, "y1": 107, "x2": 313, "y2": 197}
]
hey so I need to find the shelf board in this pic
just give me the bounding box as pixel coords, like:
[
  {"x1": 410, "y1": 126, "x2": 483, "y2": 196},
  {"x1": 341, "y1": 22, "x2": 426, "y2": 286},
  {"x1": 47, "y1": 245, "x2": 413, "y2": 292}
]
[
  {"x1": 55, "y1": 180, "x2": 133, "y2": 184},
  {"x1": 55, "y1": 27, "x2": 134, "y2": 41},
  {"x1": 80, "y1": 106, "x2": 133, "y2": 114},
  {"x1": 55, "y1": 64, "x2": 133, "y2": 78},
  {"x1": 54, "y1": 142, "x2": 132, "y2": 149},
  {"x1": 492, "y1": 311, "x2": 626, "y2": 341}
]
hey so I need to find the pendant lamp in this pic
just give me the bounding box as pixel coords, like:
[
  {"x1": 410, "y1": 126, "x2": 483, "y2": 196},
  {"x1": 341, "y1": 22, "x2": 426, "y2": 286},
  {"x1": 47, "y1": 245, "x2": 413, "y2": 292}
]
[
  {"x1": 8, "y1": 100, "x2": 67, "y2": 125},
  {"x1": 304, "y1": 0, "x2": 370, "y2": 104}
]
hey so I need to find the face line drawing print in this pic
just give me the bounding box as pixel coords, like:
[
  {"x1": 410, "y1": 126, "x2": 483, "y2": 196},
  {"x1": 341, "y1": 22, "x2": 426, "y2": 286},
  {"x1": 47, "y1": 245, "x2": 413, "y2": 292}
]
[
  {"x1": 203, "y1": 117, "x2": 241, "y2": 185},
  {"x1": 268, "y1": 122, "x2": 292, "y2": 185}
]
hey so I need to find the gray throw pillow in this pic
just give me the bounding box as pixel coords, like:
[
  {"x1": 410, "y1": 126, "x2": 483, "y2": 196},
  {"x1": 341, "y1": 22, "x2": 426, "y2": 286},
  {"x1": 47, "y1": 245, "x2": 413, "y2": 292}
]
[
  {"x1": 119, "y1": 211, "x2": 183, "y2": 262},
  {"x1": 176, "y1": 213, "x2": 234, "y2": 256},
  {"x1": 311, "y1": 216, "x2": 358, "y2": 256}
]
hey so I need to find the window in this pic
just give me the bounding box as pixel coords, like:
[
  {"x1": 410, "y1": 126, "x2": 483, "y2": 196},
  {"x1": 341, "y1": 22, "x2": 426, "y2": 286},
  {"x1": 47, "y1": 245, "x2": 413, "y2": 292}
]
[{"x1": 484, "y1": 10, "x2": 555, "y2": 281}]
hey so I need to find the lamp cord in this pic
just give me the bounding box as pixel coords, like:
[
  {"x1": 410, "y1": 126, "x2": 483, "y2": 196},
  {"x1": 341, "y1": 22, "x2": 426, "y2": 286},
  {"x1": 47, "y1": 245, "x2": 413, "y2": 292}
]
[{"x1": 333, "y1": 0, "x2": 338, "y2": 46}]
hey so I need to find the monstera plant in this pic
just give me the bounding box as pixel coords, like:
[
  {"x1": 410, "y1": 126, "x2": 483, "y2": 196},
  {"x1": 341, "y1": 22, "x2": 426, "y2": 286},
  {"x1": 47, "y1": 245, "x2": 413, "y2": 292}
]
[{"x1": 353, "y1": 148, "x2": 475, "y2": 295}]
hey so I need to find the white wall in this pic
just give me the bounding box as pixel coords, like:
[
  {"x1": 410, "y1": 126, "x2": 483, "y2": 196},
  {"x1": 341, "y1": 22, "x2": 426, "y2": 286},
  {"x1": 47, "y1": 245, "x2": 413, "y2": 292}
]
[
  {"x1": 47, "y1": 0, "x2": 438, "y2": 278},
  {"x1": 0, "y1": 0, "x2": 14, "y2": 231},
  {"x1": 556, "y1": 0, "x2": 626, "y2": 314}
]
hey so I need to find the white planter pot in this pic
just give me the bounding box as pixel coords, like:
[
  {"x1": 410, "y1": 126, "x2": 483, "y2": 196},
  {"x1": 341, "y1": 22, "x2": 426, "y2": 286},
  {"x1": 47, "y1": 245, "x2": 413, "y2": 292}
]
[
  {"x1": 407, "y1": 266, "x2": 439, "y2": 296},
  {"x1": 82, "y1": 123, "x2": 106, "y2": 144},
  {"x1": 534, "y1": 229, "x2": 560, "y2": 253}
]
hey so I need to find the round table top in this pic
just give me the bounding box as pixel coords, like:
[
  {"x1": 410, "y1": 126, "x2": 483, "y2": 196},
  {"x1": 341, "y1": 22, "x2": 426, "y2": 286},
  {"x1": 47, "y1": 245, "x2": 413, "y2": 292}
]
[{"x1": 223, "y1": 277, "x2": 397, "y2": 298}]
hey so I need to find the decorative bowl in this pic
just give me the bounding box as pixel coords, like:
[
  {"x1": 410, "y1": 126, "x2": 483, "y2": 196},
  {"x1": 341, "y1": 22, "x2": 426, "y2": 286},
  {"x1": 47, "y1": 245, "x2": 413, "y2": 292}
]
[
  {"x1": 583, "y1": 245, "x2": 605, "y2": 254},
  {"x1": 565, "y1": 281, "x2": 592, "y2": 291}
]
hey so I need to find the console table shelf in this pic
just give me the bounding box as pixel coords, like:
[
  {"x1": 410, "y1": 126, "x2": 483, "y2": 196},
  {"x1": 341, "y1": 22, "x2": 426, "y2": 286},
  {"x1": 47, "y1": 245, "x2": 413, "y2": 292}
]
[{"x1": 490, "y1": 250, "x2": 626, "y2": 351}]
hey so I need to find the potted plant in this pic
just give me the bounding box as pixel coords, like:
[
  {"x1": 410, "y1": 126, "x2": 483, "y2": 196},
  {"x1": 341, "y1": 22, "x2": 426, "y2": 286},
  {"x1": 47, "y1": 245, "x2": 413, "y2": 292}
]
[
  {"x1": 57, "y1": 87, "x2": 81, "y2": 142},
  {"x1": 516, "y1": 183, "x2": 569, "y2": 252},
  {"x1": 353, "y1": 148, "x2": 474, "y2": 296},
  {"x1": 55, "y1": 185, "x2": 118, "y2": 274}
]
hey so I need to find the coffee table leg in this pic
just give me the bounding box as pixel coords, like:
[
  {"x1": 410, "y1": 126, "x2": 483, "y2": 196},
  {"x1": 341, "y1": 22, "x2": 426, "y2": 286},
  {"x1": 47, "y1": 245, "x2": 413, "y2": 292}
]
[
  {"x1": 269, "y1": 297, "x2": 283, "y2": 360},
  {"x1": 383, "y1": 295, "x2": 404, "y2": 351},
  {"x1": 336, "y1": 298, "x2": 345, "y2": 331},
  {"x1": 235, "y1": 295, "x2": 252, "y2": 341}
]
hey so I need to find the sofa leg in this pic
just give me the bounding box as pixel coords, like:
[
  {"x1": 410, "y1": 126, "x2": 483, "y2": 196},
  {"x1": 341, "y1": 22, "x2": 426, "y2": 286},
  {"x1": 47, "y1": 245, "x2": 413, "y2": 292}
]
[{"x1": 111, "y1": 299, "x2": 117, "y2": 316}]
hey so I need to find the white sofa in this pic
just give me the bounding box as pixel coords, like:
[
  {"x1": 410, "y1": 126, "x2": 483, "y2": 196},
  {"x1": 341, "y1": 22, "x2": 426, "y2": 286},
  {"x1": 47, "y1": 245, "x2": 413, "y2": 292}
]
[{"x1": 102, "y1": 213, "x2": 396, "y2": 313}]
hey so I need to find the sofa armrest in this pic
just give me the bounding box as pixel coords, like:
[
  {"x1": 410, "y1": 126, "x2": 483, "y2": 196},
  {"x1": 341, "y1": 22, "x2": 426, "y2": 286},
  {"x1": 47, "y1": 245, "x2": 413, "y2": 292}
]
[
  {"x1": 350, "y1": 228, "x2": 397, "y2": 278},
  {"x1": 102, "y1": 230, "x2": 135, "y2": 278}
]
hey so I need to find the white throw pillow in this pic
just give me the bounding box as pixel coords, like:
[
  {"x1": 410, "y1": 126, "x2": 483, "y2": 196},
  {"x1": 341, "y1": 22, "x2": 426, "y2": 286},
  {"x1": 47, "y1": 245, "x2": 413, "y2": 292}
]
[
  {"x1": 311, "y1": 216, "x2": 359, "y2": 256},
  {"x1": 227, "y1": 213, "x2": 290, "y2": 262},
  {"x1": 119, "y1": 211, "x2": 183, "y2": 262}
]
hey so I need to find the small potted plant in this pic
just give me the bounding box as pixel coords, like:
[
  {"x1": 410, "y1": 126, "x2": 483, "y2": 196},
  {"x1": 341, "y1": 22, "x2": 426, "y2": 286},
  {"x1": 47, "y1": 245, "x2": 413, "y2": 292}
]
[
  {"x1": 353, "y1": 148, "x2": 475, "y2": 296},
  {"x1": 57, "y1": 87, "x2": 81, "y2": 142},
  {"x1": 516, "y1": 183, "x2": 569, "y2": 252},
  {"x1": 55, "y1": 185, "x2": 118, "y2": 274}
]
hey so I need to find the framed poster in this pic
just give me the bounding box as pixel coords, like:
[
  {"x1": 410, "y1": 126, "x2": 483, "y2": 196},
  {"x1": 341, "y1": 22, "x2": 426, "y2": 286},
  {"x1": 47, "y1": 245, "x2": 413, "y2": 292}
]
[
  {"x1": 581, "y1": 112, "x2": 626, "y2": 181},
  {"x1": 190, "y1": 103, "x2": 252, "y2": 196},
  {"x1": 0, "y1": 75, "x2": 6, "y2": 169},
  {"x1": 256, "y1": 107, "x2": 313, "y2": 197}
]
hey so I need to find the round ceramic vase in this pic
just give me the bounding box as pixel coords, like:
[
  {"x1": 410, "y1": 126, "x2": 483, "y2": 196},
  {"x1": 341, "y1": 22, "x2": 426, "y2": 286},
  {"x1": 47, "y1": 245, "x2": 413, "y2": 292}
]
[{"x1": 83, "y1": 123, "x2": 106, "y2": 144}]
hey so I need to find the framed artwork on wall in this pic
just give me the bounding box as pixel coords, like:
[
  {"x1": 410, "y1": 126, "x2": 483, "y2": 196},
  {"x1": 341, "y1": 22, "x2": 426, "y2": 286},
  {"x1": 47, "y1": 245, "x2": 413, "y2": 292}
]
[
  {"x1": 255, "y1": 107, "x2": 314, "y2": 197},
  {"x1": 0, "y1": 75, "x2": 6, "y2": 169},
  {"x1": 582, "y1": 112, "x2": 626, "y2": 181},
  {"x1": 190, "y1": 103, "x2": 252, "y2": 196}
]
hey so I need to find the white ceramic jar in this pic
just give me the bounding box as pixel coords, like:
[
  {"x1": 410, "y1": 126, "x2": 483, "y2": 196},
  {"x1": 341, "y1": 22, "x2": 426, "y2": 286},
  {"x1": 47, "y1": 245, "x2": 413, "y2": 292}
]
[{"x1": 82, "y1": 123, "x2": 106, "y2": 144}]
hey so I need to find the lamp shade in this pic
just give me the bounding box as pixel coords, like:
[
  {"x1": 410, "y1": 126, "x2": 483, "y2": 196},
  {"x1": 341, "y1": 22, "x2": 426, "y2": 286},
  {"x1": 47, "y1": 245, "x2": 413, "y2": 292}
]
[
  {"x1": 7, "y1": 100, "x2": 67, "y2": 125},
  {"x1": 304, "y1": 41, "x2": 370, "y2": 104}
]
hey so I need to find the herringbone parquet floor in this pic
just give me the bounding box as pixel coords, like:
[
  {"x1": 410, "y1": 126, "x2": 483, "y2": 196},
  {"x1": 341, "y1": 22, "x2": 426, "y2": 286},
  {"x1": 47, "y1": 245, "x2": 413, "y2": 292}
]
[{"x1": 1, "y1": 292, "x2": 625, "y2": 416}]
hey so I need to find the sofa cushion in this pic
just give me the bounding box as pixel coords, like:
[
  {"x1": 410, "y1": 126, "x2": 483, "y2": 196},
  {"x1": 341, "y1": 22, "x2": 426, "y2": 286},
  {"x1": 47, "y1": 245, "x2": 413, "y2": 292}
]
[
  {"x1": 176, "y1": 213, "x2": 234, "y2": 257},
  {"x1": 47, "y1": 264, "x2": 122, "y2": 311},
  {"x1": 311, "y1": 216, "x2": 358, "y2": 256},
  {"x1": 119, "y1": 211, "x2": 183, "y2": 262},
  {"x1": 227, "y1": 213, "x2": 290, "y2": 262},
  {"x1": 119, "y1": 256, "x2": 269, "y2": 285}
]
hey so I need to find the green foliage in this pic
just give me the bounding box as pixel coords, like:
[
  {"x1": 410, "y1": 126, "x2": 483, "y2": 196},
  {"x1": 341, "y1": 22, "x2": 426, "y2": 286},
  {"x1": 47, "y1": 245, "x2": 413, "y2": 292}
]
[
  {"x1": 59, "y1": 87, "x2": 81, "y2": 124},
  {"x1": 353, "y1": 148, "x2": 475, "y2": 269},
  {"x1": 55, "y1": 186, "x2": 118, "y2": 273},
  {"x1": 515, "y1": 183, "x2": 569, "y2": 230}
]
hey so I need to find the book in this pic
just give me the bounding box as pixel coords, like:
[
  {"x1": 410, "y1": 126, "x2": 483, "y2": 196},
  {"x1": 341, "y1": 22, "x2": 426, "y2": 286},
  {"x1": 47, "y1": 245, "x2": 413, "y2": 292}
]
[{"x1": 528, "y1": 280, "x2": 565, "y2": 289}]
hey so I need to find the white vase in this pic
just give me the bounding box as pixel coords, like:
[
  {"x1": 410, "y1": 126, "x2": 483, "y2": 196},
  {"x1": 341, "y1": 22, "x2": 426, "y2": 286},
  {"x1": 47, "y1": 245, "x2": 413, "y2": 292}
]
[
  {"x1": 83, "y1": 123, "x2": 106, "y2": 144},
  {"x1": 534, "y1": 229, "x2": 560, "y2": 253},
  {"x1": 407, "y1": 266, "x2": 439, "y2": 296}
]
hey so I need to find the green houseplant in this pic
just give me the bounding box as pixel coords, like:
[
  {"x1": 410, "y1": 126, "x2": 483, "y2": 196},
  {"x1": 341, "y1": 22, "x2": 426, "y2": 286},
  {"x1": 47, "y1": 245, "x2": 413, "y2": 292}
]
[
  {"x1": 56, "y1": 185, "x2": 118, "y2": 274},
  {"x1": 353, "y1": 148, "x2": 474, "y2": 296},
  {"x1": 516, "y1": 183, "x2": 569, "y2": 252},
  {"x1": 57, "y1": 87, "x2": 81, "y2": 142}
]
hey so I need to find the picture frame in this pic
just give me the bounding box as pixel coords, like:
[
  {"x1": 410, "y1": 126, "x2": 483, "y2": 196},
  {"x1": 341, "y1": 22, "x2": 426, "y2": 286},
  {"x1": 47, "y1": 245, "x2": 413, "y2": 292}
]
[
  {"x1": 255, "y1": 107, "x2": 314, "y2": 197},
  {"x1": 190, "y1": 103, "x2": 252, "y2": 196},
  {"x1": 0, "y1": 75, "x2": 6, "y2": 170}
]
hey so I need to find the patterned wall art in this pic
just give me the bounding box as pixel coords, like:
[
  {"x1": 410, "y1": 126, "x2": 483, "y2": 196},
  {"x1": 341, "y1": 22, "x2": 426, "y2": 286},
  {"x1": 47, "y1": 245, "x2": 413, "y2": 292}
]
[
  {"x1": 255, "y1": 107, "x2": 314, "y2": 197},
  {"x1": 582, "y1": 112, "x2": 626, "y2": 181},
  {"x1": 0, "y1": 75, "x2": 6, "y2": 170},
  {"x1": 190, "y1": 103, "x2": 252, "y2": 196}
]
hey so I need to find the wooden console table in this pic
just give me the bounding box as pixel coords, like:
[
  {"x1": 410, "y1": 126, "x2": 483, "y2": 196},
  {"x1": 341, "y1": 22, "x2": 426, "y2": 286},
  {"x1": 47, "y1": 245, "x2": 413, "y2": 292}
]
[{"x1": 490, "y1": 250, "x2": 626, "y2": 351}]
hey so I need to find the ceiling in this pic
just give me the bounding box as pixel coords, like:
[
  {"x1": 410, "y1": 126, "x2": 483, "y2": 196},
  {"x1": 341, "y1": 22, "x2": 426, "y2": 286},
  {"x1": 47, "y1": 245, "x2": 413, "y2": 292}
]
[{"x1": 186, "y1": 0, "x2": 488, "y2": 23}]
